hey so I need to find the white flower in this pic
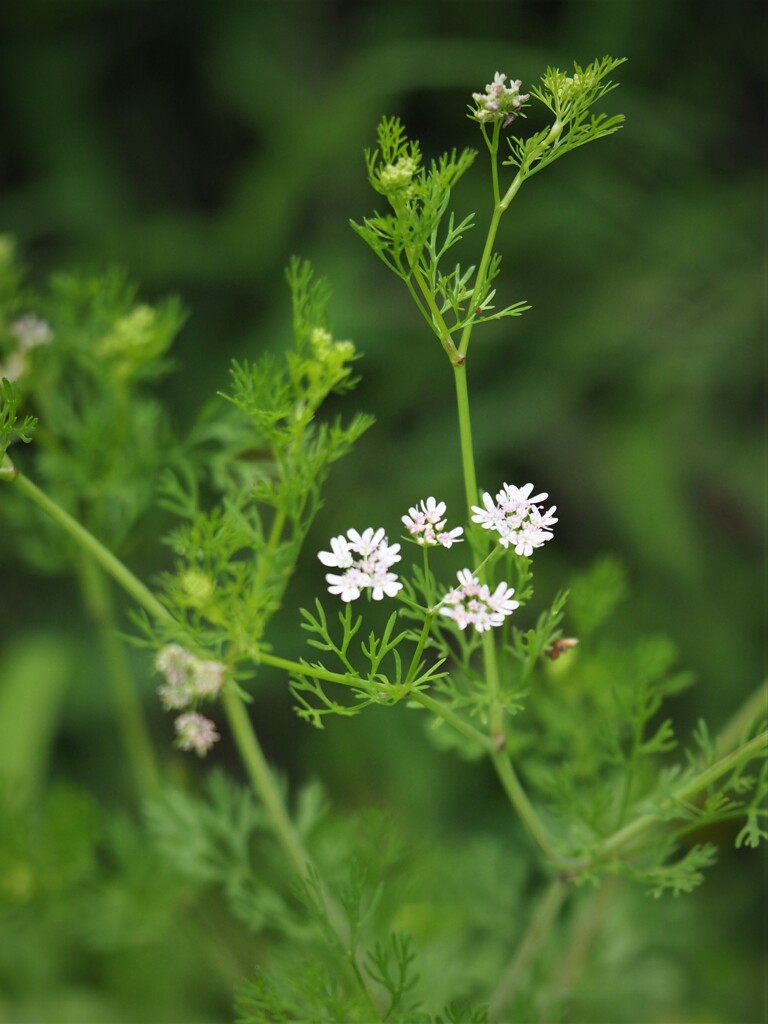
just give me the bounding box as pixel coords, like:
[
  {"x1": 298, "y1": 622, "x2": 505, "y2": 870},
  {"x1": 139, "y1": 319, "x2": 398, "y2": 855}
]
[
  {"x1": 318, "y1": 534, "x2": 355, "y2": 569},
  {"x1": 319, "y1": 527, "x2": 403, "y2": 602},
  {"x1": 174, "y1": 712, "x2": 219, "y2": 757},
  {"x1": 439, "y1": 569, "x2": 519, "y2": 632},
  {"x1": 155, "y1": 643, "x2": 227, "y2": 708},
  {"x1": 471, "y1": 481, "x2": 557, "y2": 555},
  {"x1": 436, "y1": 527, "x2": 464, "y2": 549},
  {"x1": 9, "y1": 315, "x2": 54, "y2": 351},
  {"x1": 325, "y1": 567, "x2": 367, "y2": 603},
  {"x1": 401, "y1": 496, "x2": 464, "y2": 549}
]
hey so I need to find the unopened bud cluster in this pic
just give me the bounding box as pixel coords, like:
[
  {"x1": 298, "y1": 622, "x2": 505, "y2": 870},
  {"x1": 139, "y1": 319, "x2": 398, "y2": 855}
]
[
  {"x1": 154, "y1": 643, "x2": 227, "y2": 756},
  {"x1": 470, "y1": 72, "x2": 529, "y2": 127},
  {"x1": 378, "y1": 155, "x2": 419, "y2": 198}
]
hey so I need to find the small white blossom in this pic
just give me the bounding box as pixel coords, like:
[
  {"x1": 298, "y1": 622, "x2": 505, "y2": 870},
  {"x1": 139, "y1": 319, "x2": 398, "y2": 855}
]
[
  {"x1": 470, "y1": 72, "x2": 530, "y2": 126},
  {"x1": 439, "y1": 569, "x2": 519, "y2": 632},
  {"x1": 401, "y1": 496, "x2": 464, "y2": 549},
  {"x1": 471, "y1": 482, "x2": 557, "y2": 556},
  {"x1": 317, "y1": 534, "x2": 355, "y2": 569},
  {"x1": 0, "y1": 351, "x2": 26, "y2": 383},
  {"x1": 319, "y1": 527, "x2": 402, "y2": 602},
  {"x1": 9, "y1": 315, "x2": 54, "y2": 351},
  {"x1": 174, "y1": 712, "x2": 220, "y2": 757},
  {"x1": 154, "y1": 643, "x2": 227, "y2": 708}
]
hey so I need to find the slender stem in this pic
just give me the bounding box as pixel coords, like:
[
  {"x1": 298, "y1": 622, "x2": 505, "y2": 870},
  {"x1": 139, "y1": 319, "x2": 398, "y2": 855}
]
[
  {"x1": 552, "y1": 877, "x2": 619, "y2": 998},
  {"x1": 405, "y1": 611, "x2": 434, "y2": 686},
  {"x1": 9, "y1": 468, "x2": 172, "y2": 623},
  {"x1": 411, "y1": 263, "x2": 462, "y2": 363},
  {"x1": 452, "y1": 300, "x2": 556, "y2": 860},
  {"x1": 457, "y1": 207, "x2": 503, "y2": 361},
  {"x1": 5, "y1": 463, "x2": 382, "y2": 1008},
  {"x1": 487, "y1": 877, "x2": 568, "y2": 1021},
  {"x1": 489, "y1": 121, "x2": 502, "y2": 206},
  {"x1": 491, "y1": 749, "x2": 561, "y2": 864},
  {"x1": 222, "y1": 686, "x2": 309, "y2": 876},
  {"x1": 482, "y1": 630, "x2": 504, "y2": 741},
  {"x1": 714, "y1": 679, "x2": 768, "y2": 758},
  {"x1": 409, "y1": 691, "x2": 495, "y2": 753},
  {"x1": 597, "y1": 729, "x2": 768, "y2": 860},
  {"x1": 254, "y1": 649, "x2": 367, "y2": 688},
  {"x1": 78, "y1": 556, "x2": 160, "y2": 799},
  {"x1": 453, "y1": 362, "x2": 478, "y2": 518}
]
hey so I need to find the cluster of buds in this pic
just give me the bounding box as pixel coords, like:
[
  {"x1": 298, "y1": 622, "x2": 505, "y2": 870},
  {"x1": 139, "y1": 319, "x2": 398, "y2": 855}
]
[
  {"x1": 377, "y1": 154, "x2": 419, "y2": 199},
  {"x1": 154, "y1": 643, "x2": 227, "y2": 756},
  {"x1": 470, "y1": 72, "x2": 529, "y2": 127},
  {"x1": 471, "y1": 482, "x2": 557, "y2": 557},
  {"x1": 401, "y1": 497, "x2": 464, "y2": 548},
  {"x1": 0, "y1": 315, "x2": 53, "y2": 382},
  {"x1": 439, "y1": 569, "x2": 519, "y2": 632},
  {"x1": 319, "y1": 527, "x2": 403, "y2": 603}
]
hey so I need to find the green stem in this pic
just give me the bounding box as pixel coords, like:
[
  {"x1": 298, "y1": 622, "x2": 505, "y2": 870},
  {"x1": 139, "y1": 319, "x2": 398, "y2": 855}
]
[
  {"x1": 405, "y1": 611, "x2": 434, "y2": 686},
  {"x1": 552, "y1": 877, "x2": 619, "y2": 999},
  {"x1": 452, "y1": 315, "x2": 556, "y2": 861},
  {"x1": 222, "y1": 686, "x2": 309, "y2": 877},
  {"x1": 597, "y1": 728, "x2": 768, "y2": 860},
  {"x1": 487, "y1": 877, "x2": 568, "y2": 1021},
  {"x1": 453, "y1": 362, "x2": 478, "y2": 518},
  {"x1": 714, "y1": 679, "x2": 768, "y2": 758},
  {"x1": 9, "y1": 468, "x2": 171, "y2": 623},
  {"x1": 78, "y1": 556, "x2": 160, "y2": 799},
  {"x1": 411, "y1": 263, "x2": 462, "y2": 364},
  {"x1": 491, "y1": 748, "x2": 561, "y2": 863},
  {"x1": 409, "y1": 691, "x2": 495, "y2": 754},
  {"x1": 5, "y1": 463, "x2": 382, "y2": 1008}
]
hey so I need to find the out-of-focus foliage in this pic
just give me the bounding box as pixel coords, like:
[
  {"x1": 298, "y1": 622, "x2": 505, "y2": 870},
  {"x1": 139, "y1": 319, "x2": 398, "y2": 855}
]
[{"x1": 0, "y1": 0, "x2": 763, "y2": 1021}]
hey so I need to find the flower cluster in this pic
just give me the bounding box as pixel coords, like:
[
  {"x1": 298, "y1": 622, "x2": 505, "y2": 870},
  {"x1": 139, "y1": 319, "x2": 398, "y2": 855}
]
[
  {"x1": 319, "y1": 527, "x2": 402, "y2": 603},
  {"x1": 378, "y1": 155, "x2": 419, "y2": 199},
  {"x1": 439, "y1": 569, "x2": 519, "y2": 632},
  {"x1": 154, "y1": 644, "x2": 227, "y2": 756},
  {"x1": 470, "y1": 72, "x2": 530, "y2": 126},
  {"x1": 0, "y1": 314, "x2": 53, "y2": 382},
  {"x1": 471, "y1": 482, "x2": 557, "y2": 556},
  {"x1": 401, "y1": 497, "x2": 464, "y2": 548},
  {"x1": 174, "y1": 712, "x2": 220, "y2": 757}
]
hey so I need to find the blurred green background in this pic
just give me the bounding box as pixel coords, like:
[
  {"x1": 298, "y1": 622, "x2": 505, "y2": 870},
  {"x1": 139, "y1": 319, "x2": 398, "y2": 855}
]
[{"x1": 0, "y1": 0, "x2": 764, "y2": 1021}]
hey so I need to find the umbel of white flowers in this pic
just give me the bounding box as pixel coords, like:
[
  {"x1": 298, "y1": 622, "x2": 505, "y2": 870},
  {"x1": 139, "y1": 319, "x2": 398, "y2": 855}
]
[
  {"x1": 471, "y1": 482, "x2": 558, "y2": 557},
  {"x1": 319, "y1": 486, "x2": 555, "y2": 629}
]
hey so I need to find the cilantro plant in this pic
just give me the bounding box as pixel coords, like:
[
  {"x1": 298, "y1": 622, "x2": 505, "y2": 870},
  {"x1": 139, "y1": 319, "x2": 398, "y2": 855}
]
[{"x1": 1, "y1": 58, "x2": 765, "y2": 1022}]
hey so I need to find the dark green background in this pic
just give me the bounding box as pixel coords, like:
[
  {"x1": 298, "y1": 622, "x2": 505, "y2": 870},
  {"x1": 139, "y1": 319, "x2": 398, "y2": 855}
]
[{"x1": 0, "y1": 0, "x2": 764, "y2": 1021}]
